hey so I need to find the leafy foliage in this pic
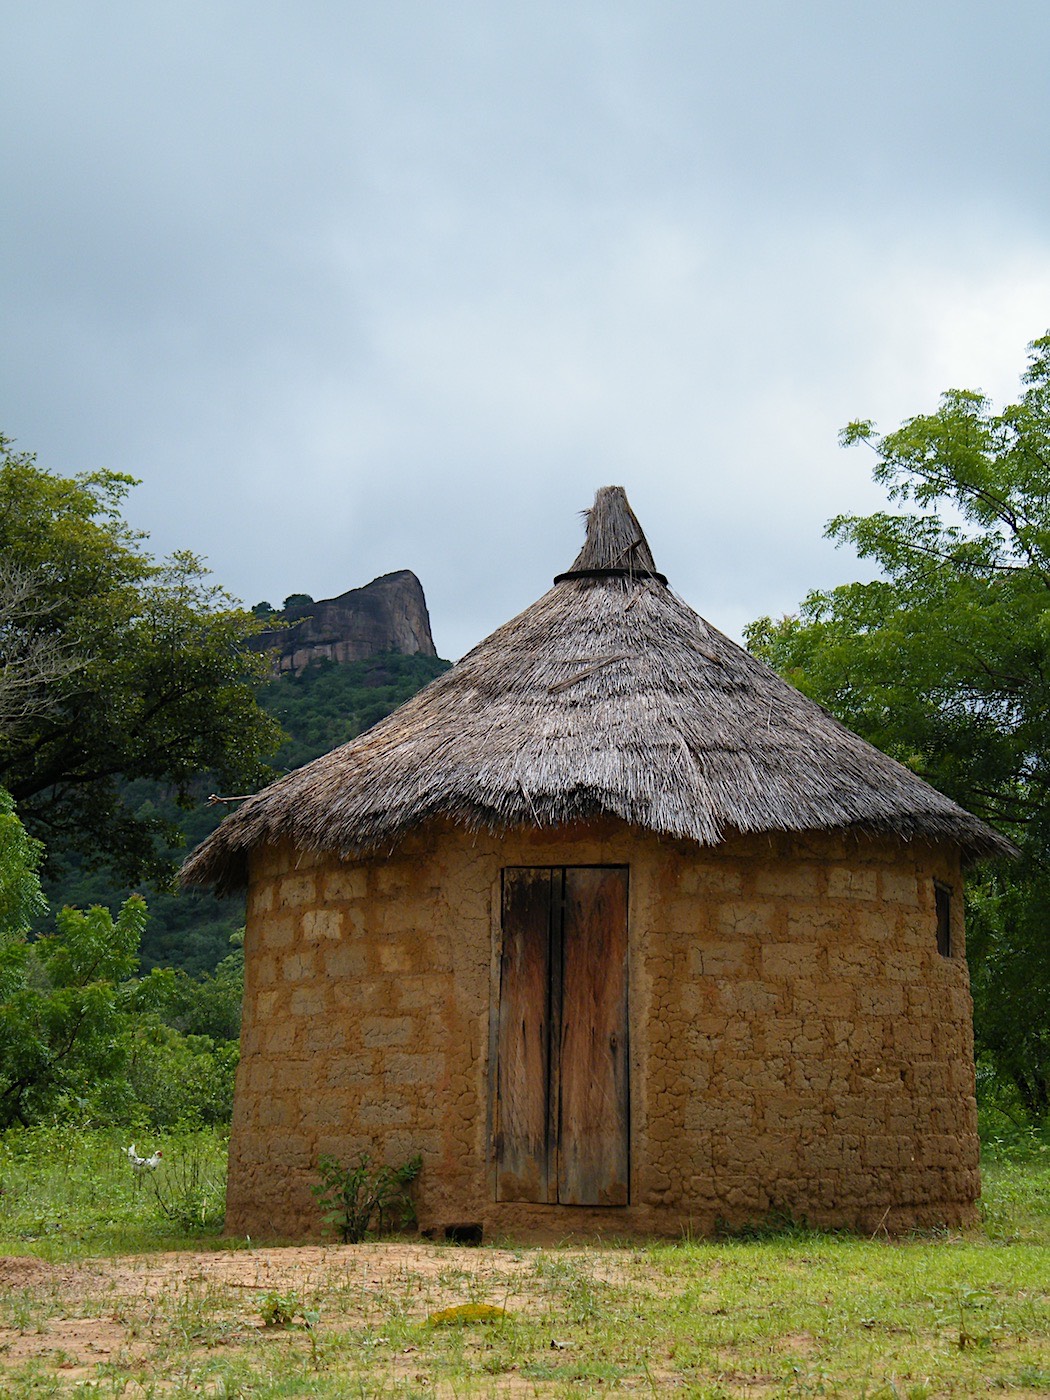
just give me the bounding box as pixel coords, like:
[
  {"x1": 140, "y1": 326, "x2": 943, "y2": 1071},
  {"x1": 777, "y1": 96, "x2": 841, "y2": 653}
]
[
  {"x1": 137, "y1": 933, "x2": 244, "y2": 1042},
  {"x1": 0, "y1": 786, "x2": 240, "y2": 1127},
  {"x1": 312, "y1": 1151, "x2": 422, "y2": 1242},
  {"x1": 0, "y1": 788, "x2": 47, "y2": 968},
  {"x1": 0, "y1": 890, "x2": 147, "y2": 1127},
  {"x1": 747, "y1": 333, "x2": 1050, "y2": 1119},
  {"x1": 0, "y1": 563, "x2": 83, "y2": 739},
  {"x1": 126, "y1": 935, "x2": 244, "y2": 1126},
  {"x1": 260, "y1": 1290, "x2": 302, "y2": 1327},
  {"x1": 126, "y1": 1021, "x2": 239, "y2": 1127},
  {"x1": 0, "y1": 436, "x2": 282, "y2": 883}
]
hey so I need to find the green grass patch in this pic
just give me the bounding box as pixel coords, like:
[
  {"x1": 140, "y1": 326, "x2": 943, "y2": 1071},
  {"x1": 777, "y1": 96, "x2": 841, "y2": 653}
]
[
  {"x1": 980, "y1": 1128, "x2": 1050, "y2": 1244},
  {"x1": 0, "y1": 1129, "x2": 1045, "y2": 1394},
  {"x1": 0, "y1": 1125, "x2": 229, "y2": 1258}
]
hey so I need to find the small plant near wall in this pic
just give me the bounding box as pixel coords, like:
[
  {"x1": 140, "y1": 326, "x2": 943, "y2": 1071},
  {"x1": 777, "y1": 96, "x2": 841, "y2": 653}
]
[{"x1": 312, "y1": 1151, "x2": 421, "y2": 1243}]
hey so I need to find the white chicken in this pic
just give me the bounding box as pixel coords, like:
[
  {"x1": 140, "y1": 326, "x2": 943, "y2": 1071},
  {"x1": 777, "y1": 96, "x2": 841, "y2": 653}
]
[{"x1": 126, "y1": 1143, "x2": 163, "y2": 1171}]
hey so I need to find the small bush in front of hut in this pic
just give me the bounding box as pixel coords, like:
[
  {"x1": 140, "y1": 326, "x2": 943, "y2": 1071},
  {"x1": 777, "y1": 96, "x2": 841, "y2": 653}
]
[{"x1": 312, "y1": 1151, "x2": 421, "y2": 1242}]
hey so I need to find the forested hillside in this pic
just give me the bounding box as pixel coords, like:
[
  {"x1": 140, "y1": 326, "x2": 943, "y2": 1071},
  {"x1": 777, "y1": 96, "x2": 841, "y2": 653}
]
[
  {"x1": 43, "y1": 652, "x2": 450, "y2": 974},
  {"x1": 262, "y1": 652, "x2": 448, "y2": 771}
]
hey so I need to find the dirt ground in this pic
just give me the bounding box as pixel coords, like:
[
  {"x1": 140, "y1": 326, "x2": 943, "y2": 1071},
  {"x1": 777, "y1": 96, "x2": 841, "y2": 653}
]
[
  {"x1": 2, "y1": 1243, "x2": 1046, "y2": 1397},
  {"x1": 0, "y1": 1239, "x2": 546, "y2": 1300},
  {"x1": 0, "y1": 1243, "x2": 624, "y2": 1389}
]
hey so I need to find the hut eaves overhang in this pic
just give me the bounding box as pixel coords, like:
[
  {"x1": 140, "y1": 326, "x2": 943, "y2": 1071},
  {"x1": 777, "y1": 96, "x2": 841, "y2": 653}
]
[{"x1": 182, "y1": 487, "x2": 1016, "y2": 895}]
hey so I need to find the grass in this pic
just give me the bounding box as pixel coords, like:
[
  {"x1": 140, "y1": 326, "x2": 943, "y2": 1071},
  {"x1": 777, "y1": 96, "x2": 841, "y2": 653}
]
[
  {"x1": 0, "y1": 1127, "x2": 1044, "y2": 1395},
  {"x1": 980, "y1": 1129, "x2": 1050, "y2": 1244},
  {"x1": 0, "y1": 1126, "x2": 229, "y2": 1258}
]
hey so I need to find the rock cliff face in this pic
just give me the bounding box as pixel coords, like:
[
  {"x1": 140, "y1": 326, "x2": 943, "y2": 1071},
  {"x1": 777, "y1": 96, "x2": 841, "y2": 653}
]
[{"x1": 251, "y1": 570, "x2": 438, "y2": 674}]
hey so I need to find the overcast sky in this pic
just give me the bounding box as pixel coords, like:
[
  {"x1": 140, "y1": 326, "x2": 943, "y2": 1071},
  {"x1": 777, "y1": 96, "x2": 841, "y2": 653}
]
[{"x1": 3, "y1": 2, "x2": 1048, "y2": 658}]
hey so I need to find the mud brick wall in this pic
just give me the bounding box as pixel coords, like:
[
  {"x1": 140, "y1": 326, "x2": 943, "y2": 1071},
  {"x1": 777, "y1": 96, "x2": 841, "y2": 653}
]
[{"x1": 227, "y1": 821, "x2": 978, "y2": 1240}]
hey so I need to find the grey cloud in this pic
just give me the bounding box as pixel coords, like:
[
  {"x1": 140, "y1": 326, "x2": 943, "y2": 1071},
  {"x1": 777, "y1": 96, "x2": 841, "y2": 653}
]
[{"x1": 2, "y1": 3, "x2": 1048, "y2": 660}]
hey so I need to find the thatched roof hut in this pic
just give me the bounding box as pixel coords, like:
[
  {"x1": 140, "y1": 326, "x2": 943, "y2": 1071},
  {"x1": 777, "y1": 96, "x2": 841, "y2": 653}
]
[
  {"x1": 187, "y1": 487, "x2": 1010, "y2": 1240},
  {"x1": 185, "y1": 487, "x2": 1010, "y2": 895}
]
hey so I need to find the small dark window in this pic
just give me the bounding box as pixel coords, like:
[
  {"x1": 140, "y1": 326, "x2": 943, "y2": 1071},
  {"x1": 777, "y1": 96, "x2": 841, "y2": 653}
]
[{"x1": 935, "y1": 883, "x2": 952, "y2": 957}]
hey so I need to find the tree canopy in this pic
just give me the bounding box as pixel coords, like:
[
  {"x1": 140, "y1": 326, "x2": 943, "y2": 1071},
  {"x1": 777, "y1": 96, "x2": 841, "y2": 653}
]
[
  {"x1": 0, "y1": 785, "x2": 240, "y2": 1128},
  {"x1": 0, "y1": 437, "x2": 282, "y2": 882},
  {"x1": 748, "y1": 333, "x2": 1050, "y2": 1121}
]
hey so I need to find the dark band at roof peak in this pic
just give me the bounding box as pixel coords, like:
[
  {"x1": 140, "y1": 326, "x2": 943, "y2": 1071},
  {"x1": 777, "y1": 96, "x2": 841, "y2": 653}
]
[{"x1": 553, "y1": 566, "x2": 669, "y2": 585}]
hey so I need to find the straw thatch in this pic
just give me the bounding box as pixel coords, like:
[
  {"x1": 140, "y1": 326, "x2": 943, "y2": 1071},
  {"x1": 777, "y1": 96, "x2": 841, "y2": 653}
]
[{"x1": 183, "y1": 487, "x2": 1015, "y2": 894}]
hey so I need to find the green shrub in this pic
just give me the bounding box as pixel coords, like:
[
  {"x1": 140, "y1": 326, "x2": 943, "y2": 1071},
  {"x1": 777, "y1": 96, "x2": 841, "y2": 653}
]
[
  {"x1": 0, "y1": 895, "x2": 146, "y2": 1127},
  {"x1": 312, "y1": 1151, "x2": 421, "y2": 1242},
  {"x1": 260, "y1": 1290, "x2": 301, "y2": 1327},
  {"x1": 126, "y1": 1020, "x2": 238, "y2": 1128}
]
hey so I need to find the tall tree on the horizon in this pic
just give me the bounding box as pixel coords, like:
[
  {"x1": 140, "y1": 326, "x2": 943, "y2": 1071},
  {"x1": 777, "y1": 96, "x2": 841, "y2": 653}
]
[
  {"x1": 748, "y1": 333, "x2": 1050, "y2": 1120},
  {"x1": 0, "y1": 436, "x2": 283, "y2": 884}
]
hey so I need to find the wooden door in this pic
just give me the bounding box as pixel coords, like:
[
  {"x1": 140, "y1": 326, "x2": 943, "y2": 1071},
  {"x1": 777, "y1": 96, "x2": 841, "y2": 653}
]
[
  {"x1": 557, "y1": 866, "x2": 630, "y2": 1205},
  {"x1": 495, "y1": 868, "x2": 554, "y2": 1202},
  {"x1": 495, "y1": 866, "x2": 629, "y2": 1206}
]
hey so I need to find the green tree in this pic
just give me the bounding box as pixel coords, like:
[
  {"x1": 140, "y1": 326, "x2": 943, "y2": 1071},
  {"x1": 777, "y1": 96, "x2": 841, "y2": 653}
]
[
  {"x1": 41, "y1": 651, "x2": 451, "y2": 975},
  {"x1": 0, "y1": 562, "x2": 82, "y2": 738},
  {"x1": 0, "y1": 788, "x2": 47, "y2": 941},
  {"x1": 0, "y1": 894, "x2": 148, "y2": 1127},
  {"x1": 0, "y1": 787, "x2": 148, "y2": 1125},
  {"x1": 747, "y1": 334, "x2": 1050, "y2": 1120},
  {"x1": 136, "y1": 931, "x2": 244, "y2": 1043},
  {"x1": 126, "y1": 933, "x2": 243, "y2": 1125},
  {"x1": 259, "y1": 653, "x2": 451, "y2": 771},
  {"x1": 0, "y1": 436, "x2": 283, "y2": 882},
  {"x1": 0, "y1": 789, "x2": 144, "y2": 1125},
  {"x1": 0, "y1": 787, "x2": 241, "y2": 1128}
]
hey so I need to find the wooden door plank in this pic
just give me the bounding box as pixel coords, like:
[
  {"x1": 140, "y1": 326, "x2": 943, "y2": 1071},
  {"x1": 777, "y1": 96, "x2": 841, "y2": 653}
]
[
  {"x1": 495, "y1": 868, "x2": 553, "y2": 1203},
  {"x1": 557, "y1": 866, "x2": 630, "y2": 1206},
  {"x1": 546, "y1": 868, "x2": 565, "y2": 1208}
]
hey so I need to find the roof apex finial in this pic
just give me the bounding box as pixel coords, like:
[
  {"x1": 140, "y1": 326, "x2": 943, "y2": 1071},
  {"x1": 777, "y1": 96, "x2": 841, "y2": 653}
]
[{"x1": 555, "y1": 485, "x2": 667, "y2": 584}]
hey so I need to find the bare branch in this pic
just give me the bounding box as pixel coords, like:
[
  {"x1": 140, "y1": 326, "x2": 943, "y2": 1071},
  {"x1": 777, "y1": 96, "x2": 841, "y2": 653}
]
[{"x1": 0, "y1": 564, "x2": 84, "y2": 739}]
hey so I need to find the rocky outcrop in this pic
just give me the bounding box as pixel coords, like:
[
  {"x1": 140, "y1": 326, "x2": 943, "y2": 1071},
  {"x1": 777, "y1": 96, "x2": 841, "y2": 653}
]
[{"x1": 250, "y1": 571, "x2": 437, "y2": 674}]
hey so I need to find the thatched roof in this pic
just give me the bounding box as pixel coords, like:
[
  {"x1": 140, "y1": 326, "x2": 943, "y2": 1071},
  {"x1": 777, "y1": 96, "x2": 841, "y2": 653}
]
[{"x1": 184, "y1": 487, "x2": 1015, "y2": 893}]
